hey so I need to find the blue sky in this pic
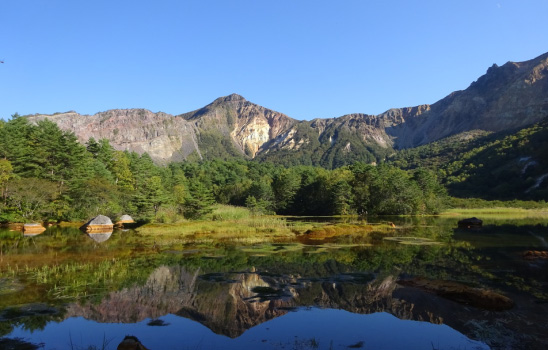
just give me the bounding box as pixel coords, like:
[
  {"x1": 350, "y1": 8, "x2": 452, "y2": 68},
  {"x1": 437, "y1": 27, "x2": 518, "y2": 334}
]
[{"x1": 1, "y1": 0, "x2": 547, "y2": 120}]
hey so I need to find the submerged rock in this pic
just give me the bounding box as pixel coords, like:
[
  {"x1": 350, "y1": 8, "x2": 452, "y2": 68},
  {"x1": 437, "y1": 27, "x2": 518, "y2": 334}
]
[
  {"x1": 80, "y1": 215, "x2": 114, "y2": 233},
  {"x1": 457, "y1": 217, "x2": 483, "y2": 229},
  {"x1": 398, "y1": 277, "x2": 513, "y2": 311},
  {"x1": 523, "y1": 250, "x2": 548, "y2": 260}
]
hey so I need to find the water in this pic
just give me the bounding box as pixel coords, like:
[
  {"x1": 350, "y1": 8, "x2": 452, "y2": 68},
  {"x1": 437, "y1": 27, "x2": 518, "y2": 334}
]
[{"x1": 1, "y1": 215, "x2": 547, "y2": 349}]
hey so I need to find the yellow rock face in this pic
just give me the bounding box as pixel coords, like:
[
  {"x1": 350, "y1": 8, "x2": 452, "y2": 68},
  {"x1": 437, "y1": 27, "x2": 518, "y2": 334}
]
[{"x1": 233, "y1": 116, "x2": 271, "y2": 157}]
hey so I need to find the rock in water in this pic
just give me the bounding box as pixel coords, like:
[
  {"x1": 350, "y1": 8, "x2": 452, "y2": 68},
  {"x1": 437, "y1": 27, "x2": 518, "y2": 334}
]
[
  {"x1": 23, "y1": 223, "x2": 46, "y2": 235},
  {"x1": 118, "y1": 214, "x2": 135, "y2": 223},
  {"x1": 117, "y1": 335, "x2": 149, "y2": 350},
  {"x1": 458, "y1": 217, "x2": 483, "y2": 229},
  {"x1": 81, "y1": 215, "x2": 114, "y2": 233}
]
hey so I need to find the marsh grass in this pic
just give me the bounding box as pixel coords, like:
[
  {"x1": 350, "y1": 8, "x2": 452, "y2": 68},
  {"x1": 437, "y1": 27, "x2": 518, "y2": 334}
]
[{"x1": 136, "y1": 212, "x2": 314, "y2": 247}]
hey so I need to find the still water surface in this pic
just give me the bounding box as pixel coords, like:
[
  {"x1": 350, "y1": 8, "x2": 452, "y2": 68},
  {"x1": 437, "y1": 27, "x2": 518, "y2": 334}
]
[{"x1": 0, "y1": 215, "x2": 547, "y2": 349}]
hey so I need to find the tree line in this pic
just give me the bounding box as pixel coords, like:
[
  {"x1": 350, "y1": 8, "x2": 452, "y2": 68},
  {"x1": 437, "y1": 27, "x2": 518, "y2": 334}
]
[{"x1": 0, "y1": 115, "x2": 447, "y2": 223}]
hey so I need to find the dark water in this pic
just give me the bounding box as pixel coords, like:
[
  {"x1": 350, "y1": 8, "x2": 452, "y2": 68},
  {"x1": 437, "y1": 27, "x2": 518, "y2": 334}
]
[{"x1": 1, "y1": 215, "x2": 547, "y2": 350}]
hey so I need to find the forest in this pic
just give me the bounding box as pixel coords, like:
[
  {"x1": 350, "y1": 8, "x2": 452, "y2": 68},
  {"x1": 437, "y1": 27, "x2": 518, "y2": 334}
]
[{"x1": 0, "y1": 115, "x2": 448, "y2": 223}]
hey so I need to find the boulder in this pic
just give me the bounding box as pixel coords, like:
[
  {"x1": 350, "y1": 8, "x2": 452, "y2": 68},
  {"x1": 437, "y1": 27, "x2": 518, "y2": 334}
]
[
  {"x1": 457, "y1": 217, "x2": 483, "y2": 229},
  {"x1": 80, "y1": 215, "x2": 114, "y2": 233},
  {"x1": 23, "y1": 223, "x2": 46, "y2": 235},
  {"x1": 118, "y1": 214, "x2": 135, "y2": 224}
]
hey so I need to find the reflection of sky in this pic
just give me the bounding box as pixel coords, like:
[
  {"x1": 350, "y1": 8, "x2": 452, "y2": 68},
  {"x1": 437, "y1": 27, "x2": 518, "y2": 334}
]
[{"x1": 8, "y1": 309, "x2": 489, "y2": 350}]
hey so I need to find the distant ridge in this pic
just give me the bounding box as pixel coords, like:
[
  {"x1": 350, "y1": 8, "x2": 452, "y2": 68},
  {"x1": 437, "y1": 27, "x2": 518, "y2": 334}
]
[{"x1": 26, "y1": 52, "x2": 548, "y2": 167}]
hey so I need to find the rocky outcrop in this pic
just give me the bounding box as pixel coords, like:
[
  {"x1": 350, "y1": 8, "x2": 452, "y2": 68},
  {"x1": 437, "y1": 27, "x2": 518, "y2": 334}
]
[
  {"x1": 26, "y1": 109, "x2": 200, "y2": 163},
  {"x1": 386, "y1": 52, "x2": 548, "y2": 148},
  {"x1": 179, "y1": 94, "x2": 296, "y2": 158},
  {"x1": 25, "y1": 52, "x2": 548, "y2": 164}
]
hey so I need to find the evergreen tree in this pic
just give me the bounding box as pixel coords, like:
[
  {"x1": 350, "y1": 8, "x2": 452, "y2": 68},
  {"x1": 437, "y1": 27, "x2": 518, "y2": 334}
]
[{"x1": 183, "y1": 182, "x2": 215, "y2": 219}]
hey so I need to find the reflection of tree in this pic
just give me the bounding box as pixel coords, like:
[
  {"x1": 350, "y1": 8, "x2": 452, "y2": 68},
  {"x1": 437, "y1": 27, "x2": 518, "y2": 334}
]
[{"x1": 0, "y1": 305, "x2": 64, "y2": 338}]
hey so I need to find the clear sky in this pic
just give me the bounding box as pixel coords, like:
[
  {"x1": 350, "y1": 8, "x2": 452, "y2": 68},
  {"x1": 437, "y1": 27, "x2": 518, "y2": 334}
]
[{"x1": 1, "y1": 0, "x2": 547, "y2": 121}]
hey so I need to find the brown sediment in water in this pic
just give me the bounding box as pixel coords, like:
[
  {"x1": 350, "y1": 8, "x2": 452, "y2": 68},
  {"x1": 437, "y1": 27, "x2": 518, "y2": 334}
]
[
  {"x1": 302, "y1": 224, "x2": 379, "y2": 240},
  {"x1": 397, "y1": 277, "x2": 514, "y2": 311}
]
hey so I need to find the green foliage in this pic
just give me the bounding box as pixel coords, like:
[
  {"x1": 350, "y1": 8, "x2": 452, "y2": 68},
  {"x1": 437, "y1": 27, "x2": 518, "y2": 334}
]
[
  {"x1": 183, "y1": 182, "x2": 216, "y2": 219},
  {"x1": 0, "y1": 116, "x2": 454, "y2": 222},
  {"x1": 388, "y1": 118, "x2": 548, "y2": 201},
  {"x1": 0, "y1": 159, "x2": 14, "y2": 207},
  {"x1": 255, "y1": 121, "x2": 392, "y2": 169},
  {"x1": 197, "y1": 130, "x2": 243, "y2": 160}
]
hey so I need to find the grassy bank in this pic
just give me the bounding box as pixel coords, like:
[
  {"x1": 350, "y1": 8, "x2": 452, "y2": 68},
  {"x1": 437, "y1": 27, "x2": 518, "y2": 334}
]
[{"x1": 137, "y1": 205, "x2": 316, "y2": 246}]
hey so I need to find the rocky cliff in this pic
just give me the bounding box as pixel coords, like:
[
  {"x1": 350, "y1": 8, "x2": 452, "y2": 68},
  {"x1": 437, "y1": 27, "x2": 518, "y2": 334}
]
[
  {"x1": 25, "y1": 52, "x2": 548, "y2": 166},
  {"x1": 386, "y1": 51, "x2": 548, "y2": 148}
]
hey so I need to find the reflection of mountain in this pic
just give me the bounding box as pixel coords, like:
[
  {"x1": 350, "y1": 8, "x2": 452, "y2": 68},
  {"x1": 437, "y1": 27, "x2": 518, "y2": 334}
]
[
  {"x1": 64, "y1": 265, "x2": 546, "y2": 348},
  {"x1": 66, "y1": 266, "x2": 291, "y2": 337}
]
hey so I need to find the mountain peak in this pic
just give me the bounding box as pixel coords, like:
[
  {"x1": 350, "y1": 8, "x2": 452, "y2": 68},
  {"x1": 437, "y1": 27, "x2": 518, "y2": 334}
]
[{"x1": 214, "y1": 93, "x2": 246, "y2": 103}]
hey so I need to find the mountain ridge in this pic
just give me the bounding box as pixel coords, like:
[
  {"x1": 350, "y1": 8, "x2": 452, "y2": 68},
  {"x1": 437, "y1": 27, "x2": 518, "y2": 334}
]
[{"x1": 25, "y1": 52, "x2": 548, "y2": 166}]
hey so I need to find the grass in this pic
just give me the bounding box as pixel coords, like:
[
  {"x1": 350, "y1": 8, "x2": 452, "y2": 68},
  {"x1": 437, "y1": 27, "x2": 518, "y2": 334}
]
[
  {"x1": 442, "y1": 207, "x2": 548, "y2": 219},
  {"x1": 137, "y1": 209, "x2": 314, "y2": 246},
  {"x1": 207, "y1": 204, "x2": 254, "y2": 221}
]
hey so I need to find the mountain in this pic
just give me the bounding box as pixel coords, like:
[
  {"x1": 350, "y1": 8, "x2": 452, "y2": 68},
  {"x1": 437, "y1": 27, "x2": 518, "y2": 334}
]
[
  {"x1": 386, "y1": 51, "x2": 548, "y2": 148},
  {"x1": 25, "y1": 52, "x2": 548, "y2": 167}
]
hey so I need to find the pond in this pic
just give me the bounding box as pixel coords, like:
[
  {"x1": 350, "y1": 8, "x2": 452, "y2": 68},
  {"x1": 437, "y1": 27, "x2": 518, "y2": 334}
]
[{"x1": 0, "y1": 215, "x2": 547, "y2": 350}]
